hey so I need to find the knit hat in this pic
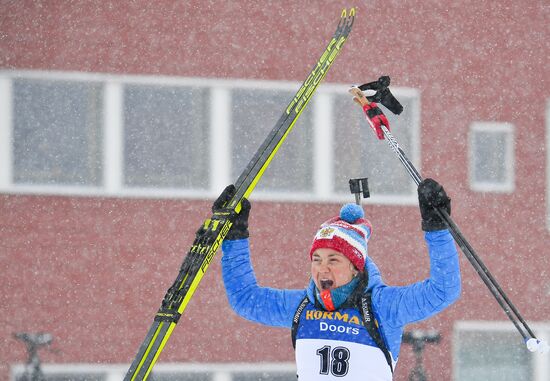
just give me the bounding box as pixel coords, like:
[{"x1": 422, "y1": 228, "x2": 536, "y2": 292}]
[{"x1": 309, "y1": 203, "x2": 373, "y2": 271}]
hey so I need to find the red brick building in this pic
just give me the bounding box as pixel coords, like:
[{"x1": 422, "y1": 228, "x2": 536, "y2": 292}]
[{"x1": 1, "y1": 1, "x2": 548, "y2": 380}]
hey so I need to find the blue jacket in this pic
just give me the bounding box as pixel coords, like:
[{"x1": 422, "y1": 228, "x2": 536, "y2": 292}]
[{"x1": 221, "y1": 229, "x2": 460, "y2": 362}]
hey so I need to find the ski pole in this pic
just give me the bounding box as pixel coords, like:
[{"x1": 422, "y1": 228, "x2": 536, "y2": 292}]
[
  {"x1": 378, "y1": 120, "x2": 533, "y2": 341},
  {"x1": 349, "y1": 85, "x2": 549, "y2": 354}
]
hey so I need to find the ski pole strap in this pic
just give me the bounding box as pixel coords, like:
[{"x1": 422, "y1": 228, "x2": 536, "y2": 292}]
[{"x1": 358, "y1": 76, "x2": 403, "y2": 115}]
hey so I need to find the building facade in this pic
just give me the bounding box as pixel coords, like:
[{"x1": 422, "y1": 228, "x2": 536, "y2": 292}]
[{"x1": 1, "y1": 1, "x2": 549, "y2": 380}]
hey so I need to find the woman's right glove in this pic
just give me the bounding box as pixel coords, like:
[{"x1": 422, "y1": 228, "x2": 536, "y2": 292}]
[
  {"x1": 212, "y1": 184, "x2": 251, "y2": 240},
  {"x1": 417, "y1": 178, "x2": 451, "y2": 232}
]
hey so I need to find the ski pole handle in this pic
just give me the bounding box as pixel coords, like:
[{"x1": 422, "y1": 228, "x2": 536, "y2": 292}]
[{"x1": 349, "y1": 86, "x2": 388, "y2": 140}]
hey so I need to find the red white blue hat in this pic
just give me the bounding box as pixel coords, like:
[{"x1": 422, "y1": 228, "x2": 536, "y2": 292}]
[{"x1": 309, "y1": 203, "x2": 373, "y2": 271}]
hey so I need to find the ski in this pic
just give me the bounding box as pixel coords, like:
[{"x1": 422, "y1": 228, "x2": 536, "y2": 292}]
[{"x1": 124, "y1": 8, "x2": 356, "y2": 380}]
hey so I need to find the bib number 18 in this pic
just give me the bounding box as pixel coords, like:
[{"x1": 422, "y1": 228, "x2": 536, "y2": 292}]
[{"x1": 316, "y1": 345, "x2": 350, "y2": 377}]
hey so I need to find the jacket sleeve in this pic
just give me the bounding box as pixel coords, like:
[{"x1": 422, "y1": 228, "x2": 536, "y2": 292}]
[
  {"x1": 221, "y1": 238, "x2": 306, "y2": 328},
  {"x1": 373, "y1": 230, "x2": 461, "y2": 328}
]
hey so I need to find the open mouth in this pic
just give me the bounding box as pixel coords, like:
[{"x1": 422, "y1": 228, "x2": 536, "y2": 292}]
[{"x1": 320, "y1": 279, "x2": 334, "y2": 290}]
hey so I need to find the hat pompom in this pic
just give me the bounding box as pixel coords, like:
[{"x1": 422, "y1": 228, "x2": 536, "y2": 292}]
[{"x1": 340, "y1": 203, "x2": 364, "y2": 223}]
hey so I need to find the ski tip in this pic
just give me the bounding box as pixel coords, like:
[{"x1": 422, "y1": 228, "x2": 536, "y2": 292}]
[{"x1": 340, "y1": 7, "x2": 357, "y2": 18}]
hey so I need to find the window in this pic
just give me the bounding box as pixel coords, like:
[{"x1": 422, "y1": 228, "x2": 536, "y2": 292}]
[
  {"x1": 454, "y1": 321, "x2": 550, "y2": 381},
  {"x1": 0, "y1": 70, "x2": 421, "y2": 204},
  {"x1": 123, "y1": 84, "x2": 210, "y2": 190},
  {"x1": 469, "y1": 122, "x2": 515, "y2": 193},
  {"x1": 231, "y1": 87, "x2": 314, "y2": 195},
  {"x1": 12, "y1": 78, "x2": 103, "y2": 186},
  {"x1": 10, "y1": 362, "x2": 297, "y2": 381},
  {"x1": 330, "y1": 87, "x2": 420, "y2": 203}
]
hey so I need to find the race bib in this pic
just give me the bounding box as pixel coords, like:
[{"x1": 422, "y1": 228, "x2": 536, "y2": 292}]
[{"x1": 296, "y1": 338, "x2": 392, "y2": 381}]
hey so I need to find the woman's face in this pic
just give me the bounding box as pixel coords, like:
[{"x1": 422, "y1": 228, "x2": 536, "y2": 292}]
[{"x1": 311, "y1": 248, "x2": 358, "y2": 291}]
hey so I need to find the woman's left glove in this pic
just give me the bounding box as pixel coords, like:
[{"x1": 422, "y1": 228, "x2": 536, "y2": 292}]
[
  {"x1": 212, "y1": 184, "x2": 251, "y2": 240},
  {"x1": 417, "y1": 178, "x2": 451, "y2": 231}
]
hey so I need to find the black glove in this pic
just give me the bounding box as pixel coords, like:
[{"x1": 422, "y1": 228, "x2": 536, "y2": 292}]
[
  {"x1": 417, "y1": 178, "x2": 451, "y2": 232},
  {"x1": 212, "y1": 184, "x2": 250, "y2": 240}
]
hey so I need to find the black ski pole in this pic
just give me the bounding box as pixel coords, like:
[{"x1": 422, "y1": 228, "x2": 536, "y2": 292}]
[{"x1": 349, "y1": 84, "x2": 548, "y2": 353}]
